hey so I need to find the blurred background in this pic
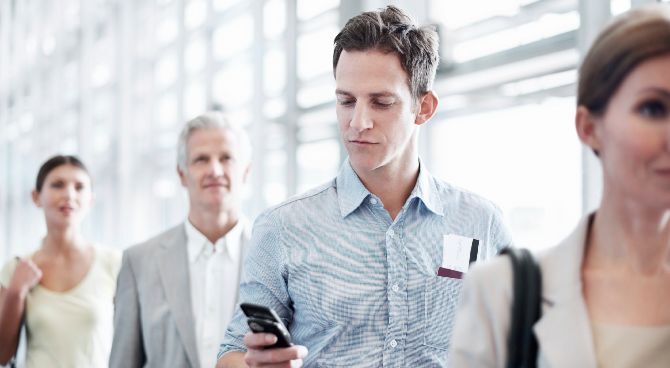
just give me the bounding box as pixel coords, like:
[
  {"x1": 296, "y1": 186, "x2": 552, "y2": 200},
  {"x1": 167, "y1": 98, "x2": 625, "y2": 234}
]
[{"x1": 1, "y1": 0, "x2": 664, "y2": 262}]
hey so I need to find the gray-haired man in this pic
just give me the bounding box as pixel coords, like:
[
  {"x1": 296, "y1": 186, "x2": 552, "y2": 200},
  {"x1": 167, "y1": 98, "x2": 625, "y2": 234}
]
[{"x1": 110, "y1": 111, "x2": 252, "y2": 368}]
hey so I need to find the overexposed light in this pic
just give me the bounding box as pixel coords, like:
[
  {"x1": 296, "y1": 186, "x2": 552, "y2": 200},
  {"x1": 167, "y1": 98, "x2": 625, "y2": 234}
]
[
  {"x1": 154, "y1": 178, "x2": 177, "y2": 198},
  {"x1": 297, "y1": 26, "x2": 338, "y2": 80},
  {"x1": 19, "y1": 113, "x2": 34, "y2": 132},
  {"x1": 185, "y1": 0, "x2": 207, "y2": 29},
  {"x1": 155, "y1": 53, "x2": 178, "y2": 88},
  {"x1": 297, "y1": 0, "x2": 339, "y2": 20},
  {"x1": 611, "y1": 0, "x2": 631, "y2": 16},
  {"x1": 264, "y1": 98, "x2": 286, "y2": 119},
  {"x1": 431, "y1": 0, "x2": 520, "y2": 30},
  {"x1": 156, "y1": 18, "x2": 178, "y2": 46},
  {"x1": 42, "y1": 35, "x2": 56, "y2": 56},
  {"x1": 453, "y1": 11, "x2": 579, "y2": 63},
  {"x1": 264, "y1": 0, "x2": 286, "y2": 39},
  {"x1": 92, "y1": 64, "x2": 111, "y2": 87},
  {"x1": 212, "y1": 15, "x2": 254, "y2": 60},
  {"x1": 184, "y1": 81, "x2": 206, "y2": 119},
  {"x1": 212, "y1": 63, "x2": 253, "y2": 107},
  {"x1": 501, "y1": 69, "x2": 577, "y2": 96},
  {"x1": 185, "y1": 35, "x2": 206, "y2": 74},
  {"x1": 264, "y1": 48, "x2": 286, "y2": 96}
]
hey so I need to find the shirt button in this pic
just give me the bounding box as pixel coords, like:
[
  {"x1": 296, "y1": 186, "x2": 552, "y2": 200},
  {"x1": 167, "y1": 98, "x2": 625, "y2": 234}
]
[
  {"x1": 388, "y1": 229, "x2": 395, "y2": 238},
  {"x1": 392, "y1": 283, "x2": 399, "y2": 292},
  {"x1": 369, "y1": 198, "x2": 378, "y2": 205},
  {"x1": 390, "y1": 339, "x2": 398, "y2": 348}
]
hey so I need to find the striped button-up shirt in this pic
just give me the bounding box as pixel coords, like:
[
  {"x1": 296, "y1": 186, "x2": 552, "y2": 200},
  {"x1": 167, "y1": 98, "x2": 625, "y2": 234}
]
[{"x1": 219, "y1": 159, "x2": 513, "y2": 367}]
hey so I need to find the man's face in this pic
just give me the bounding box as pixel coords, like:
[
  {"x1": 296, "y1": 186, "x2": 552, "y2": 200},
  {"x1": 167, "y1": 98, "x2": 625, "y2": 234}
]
[
  {"x1": 335, "y1": 49, "x2": 420, "y2": 174},
  {"x1": 178, "y1": 128, "x2": 250, "y2": 213}
]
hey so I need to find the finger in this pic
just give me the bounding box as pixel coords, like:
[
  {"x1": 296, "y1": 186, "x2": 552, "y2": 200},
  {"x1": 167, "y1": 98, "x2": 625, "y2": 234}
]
[
  {"x1": 244, "y1": 332, "x2": 277, "y2": 348},
  {"x1": 246, "y1": 346, "x2": 307, "y2": 364}
]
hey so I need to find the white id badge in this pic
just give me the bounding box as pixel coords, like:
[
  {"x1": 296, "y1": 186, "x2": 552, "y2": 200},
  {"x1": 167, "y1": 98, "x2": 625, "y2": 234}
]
[{"x1": 441, "y1": 234, "x2": 479, "y2": 273}]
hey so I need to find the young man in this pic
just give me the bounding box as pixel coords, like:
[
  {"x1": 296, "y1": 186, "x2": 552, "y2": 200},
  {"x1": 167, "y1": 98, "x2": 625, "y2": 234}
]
[
  {"x1": 110, "y1": 112, "x2": 252, "y2": 368},
  {"x1": 217, "y1": 6, "x2": 512, "y2": 367}
]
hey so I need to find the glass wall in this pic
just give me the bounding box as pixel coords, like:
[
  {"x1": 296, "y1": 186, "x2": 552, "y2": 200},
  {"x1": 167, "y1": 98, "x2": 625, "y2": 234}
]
[{"x1": 0, "y1": 0, "x2": 664, "y2": 262}]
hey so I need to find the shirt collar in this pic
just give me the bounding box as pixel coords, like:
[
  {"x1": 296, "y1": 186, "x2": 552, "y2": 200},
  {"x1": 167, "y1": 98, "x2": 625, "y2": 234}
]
[
  {"x1": 184, "y1": 217, "x2": 246, "y2": 263},
  {"x1": 335, "y1": 158, "x2": 444, "y2": 218},
  {"x1": 410, "y1": 159, "x2": 444, "y2": 216},
  {"x1": 336, "y1": 159, "x2": 373, "y2": 218}
]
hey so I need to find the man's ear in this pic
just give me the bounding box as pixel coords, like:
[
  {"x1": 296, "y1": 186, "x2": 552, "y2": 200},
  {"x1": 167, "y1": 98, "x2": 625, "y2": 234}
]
[
  {"x1": 575, "y1": 106, "x2": 602, "y2": 154},
  {"x1": 32, "y1": 190, "x2": 41, "y2": 207},
  {"x1": 177, "y1": 165, "x2": 188, "y2": 187},
  {"x1": 414, "y1": 91, "x2": 439, "y2": 126}
]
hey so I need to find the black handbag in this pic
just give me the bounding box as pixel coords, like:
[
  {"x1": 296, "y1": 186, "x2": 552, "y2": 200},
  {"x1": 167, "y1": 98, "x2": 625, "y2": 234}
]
[{"x1": 500, "y1": 247, "x2": 542, "y2": 368}]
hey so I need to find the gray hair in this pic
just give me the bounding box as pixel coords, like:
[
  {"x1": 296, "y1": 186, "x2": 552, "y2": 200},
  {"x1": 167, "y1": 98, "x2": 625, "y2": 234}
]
[{"x1": 177, "y1": 111, "x2": 252, "y2": 171}]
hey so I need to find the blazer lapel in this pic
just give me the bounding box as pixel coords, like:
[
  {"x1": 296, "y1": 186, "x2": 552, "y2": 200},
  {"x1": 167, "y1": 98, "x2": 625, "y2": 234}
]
[
  {"x1": 158, "y1": 227, "x2": 200, "y2": 368},
  {"x1": 533, "y1": 215, "x2": 598, "y2": 367}
]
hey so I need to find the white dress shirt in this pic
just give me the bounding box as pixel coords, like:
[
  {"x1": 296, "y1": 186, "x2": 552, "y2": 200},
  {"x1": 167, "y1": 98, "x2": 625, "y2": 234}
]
[{"x1": 185, "y1": 218, "x2": 246, "y2": 368}]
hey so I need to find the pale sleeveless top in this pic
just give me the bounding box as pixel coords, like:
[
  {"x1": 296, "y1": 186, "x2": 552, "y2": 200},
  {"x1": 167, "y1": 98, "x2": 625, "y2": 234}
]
[
  {"x1": 592, "y1": 323, "x2": 670, "y2": 368},
  {"x1": 0, "y1": 247, "x2": 121, "y2": 368}
]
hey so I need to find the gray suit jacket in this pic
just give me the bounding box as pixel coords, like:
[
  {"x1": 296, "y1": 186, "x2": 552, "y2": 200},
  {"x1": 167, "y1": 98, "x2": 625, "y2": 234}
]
[
  {"x1": 110, "y1": 223, "x2": 250, "y2": 368},
  {"x1": 449, "y1": 214, "x2": 598, "y2": 367}
]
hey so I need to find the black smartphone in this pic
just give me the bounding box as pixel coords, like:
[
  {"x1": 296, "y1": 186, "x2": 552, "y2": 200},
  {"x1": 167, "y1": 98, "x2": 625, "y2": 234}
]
[{"x1": 240, "y1": 302, "x2": 293, "y2": 348}]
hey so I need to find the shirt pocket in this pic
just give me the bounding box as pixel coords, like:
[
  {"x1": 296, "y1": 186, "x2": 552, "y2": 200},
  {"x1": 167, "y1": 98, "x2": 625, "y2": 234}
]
[{"x1": 423, "y1": 274, "x2": 464, "y2": 351}]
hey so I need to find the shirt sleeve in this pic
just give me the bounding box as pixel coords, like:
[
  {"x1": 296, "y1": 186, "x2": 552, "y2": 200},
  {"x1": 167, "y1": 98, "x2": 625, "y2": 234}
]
[
  {"x1": 218, "y1": 208, "x2": 292, "y2": 359},
  {"x1": 0, "y1": 258, "x2": 18, "y2": 288},
  {"x1": 488, "y1": 204, "x2": 514, "y2": 256}
]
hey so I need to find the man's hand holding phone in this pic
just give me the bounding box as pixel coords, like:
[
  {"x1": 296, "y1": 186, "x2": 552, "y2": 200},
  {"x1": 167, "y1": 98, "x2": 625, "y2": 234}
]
[
  {"x1": 243, "y1": 332, "x2": 308, "y2": 367},
  {"x1": 240, "y1": 303, "x2": 308, "y2": 368}
]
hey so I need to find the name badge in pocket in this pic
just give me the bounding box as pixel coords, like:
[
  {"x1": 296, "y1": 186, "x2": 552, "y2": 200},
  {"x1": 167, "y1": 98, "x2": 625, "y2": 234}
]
[{"x1": 437, "y1": 234, "x2": 479, "y2": 279}]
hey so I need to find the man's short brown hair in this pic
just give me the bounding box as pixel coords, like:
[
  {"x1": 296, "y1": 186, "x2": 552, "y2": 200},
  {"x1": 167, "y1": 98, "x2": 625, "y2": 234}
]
[{"x1": 333, "y1": 5, "x2": 439, "y2": 101}]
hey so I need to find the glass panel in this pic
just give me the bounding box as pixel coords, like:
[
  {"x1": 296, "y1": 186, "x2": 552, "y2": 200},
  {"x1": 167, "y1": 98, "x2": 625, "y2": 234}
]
[
  {"x1": 155, "y1": 51, "x2": 178, "y2": 88},
  {"x1": 264, "y1": 0, "x2": 286, "y2": 40},
  {"x1": 297, "y1": 26, "x2": 338, "y2": 80},
  {"x1": 185, "y1": 0, "x2": 207, "y2": 30},
  {"x1": 297, "y1": 139, "x2": 340, "y2": 192},
  {"x1": 430, "y1": 97, "x2": 582, "y2": 250},
  {"x1": 185, "y1": 32, "x2": 206, "y2": 74},
  {"x1": 184, "y1": 79, "x2": 207, "y2": 119},
  {"x1": 297, "y1": 0, "x2": 339, "y2": 20},
  {"x1": 264, "y1": 48, "x2": 286, "y2": 96},
  {"x1": 212, "y1": 14, "x2": 254, "y2": 60},
  {"x1": 212, "y1": 63, "x2": 253, "y2": 107},
  {"x1": 156, "y1": 93, "x2": 178, "y2": 128},
  {"x1": 264, "y1": 150, "x2": 287, "y2": 205}
]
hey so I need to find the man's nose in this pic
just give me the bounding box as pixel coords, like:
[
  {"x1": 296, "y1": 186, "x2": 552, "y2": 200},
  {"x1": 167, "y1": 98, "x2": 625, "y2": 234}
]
[{"x1": 350, "y1": 105, "x2": 373, "y2": 132}]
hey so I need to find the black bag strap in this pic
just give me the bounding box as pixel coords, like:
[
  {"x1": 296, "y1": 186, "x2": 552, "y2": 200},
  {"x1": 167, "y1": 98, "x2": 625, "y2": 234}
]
[{"x1": 500, "y1": 247, "x2": 542, "y2": 368}]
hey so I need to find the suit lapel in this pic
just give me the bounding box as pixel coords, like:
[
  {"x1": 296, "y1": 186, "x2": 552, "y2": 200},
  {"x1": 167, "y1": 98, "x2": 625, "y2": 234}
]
[
  {"x1": 534, "y1": 214, "x2": 598, "y2": 367},
  {"x1": 158, "y1": 226, "x2": 199, "y2": 368}
]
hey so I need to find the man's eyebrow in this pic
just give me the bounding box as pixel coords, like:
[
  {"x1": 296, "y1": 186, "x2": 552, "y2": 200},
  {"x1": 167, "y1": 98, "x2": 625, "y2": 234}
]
[
  {"x1": 335, "y1": 90, "x2": 399, "y2": 98},
  {"x1": 335, "y1": 89, "x2": 352, "y2": 96}
]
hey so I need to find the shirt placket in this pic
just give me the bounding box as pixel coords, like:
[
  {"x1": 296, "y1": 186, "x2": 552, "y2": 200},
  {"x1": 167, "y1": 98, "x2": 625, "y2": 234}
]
[
  {"x1": 383, "y1": 215, "x2": 408, "y2": 368},
  {"x1": 203, "y1": 247, "x2": 218, "y2": 357}
]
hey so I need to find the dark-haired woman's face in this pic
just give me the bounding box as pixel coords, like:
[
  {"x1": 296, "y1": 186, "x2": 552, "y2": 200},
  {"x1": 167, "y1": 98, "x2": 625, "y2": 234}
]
[
  {"x1": 594, "y1": 54, "x2": 670, "y2": 208},
  {"x1": 33, "y1": 164, "x2": 92, "y2": 227}
]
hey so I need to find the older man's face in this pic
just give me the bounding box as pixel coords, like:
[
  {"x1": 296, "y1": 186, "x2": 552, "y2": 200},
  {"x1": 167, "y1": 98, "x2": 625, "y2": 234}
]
[{"x1": 178, "y1": 128, "x2": 249, "y2": 213}]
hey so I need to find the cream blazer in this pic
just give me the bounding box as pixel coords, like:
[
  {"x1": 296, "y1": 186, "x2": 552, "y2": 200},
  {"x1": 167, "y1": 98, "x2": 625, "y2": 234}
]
[{"x1": 449, "y1": 215, "x2": 598, "y2": 367}]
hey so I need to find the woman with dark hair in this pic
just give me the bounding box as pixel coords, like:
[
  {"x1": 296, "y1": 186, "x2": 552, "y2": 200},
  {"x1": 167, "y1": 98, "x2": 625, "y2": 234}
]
[
  {"x1": 0, "y1": 155, "x2": 120, "y2": 367},
  {"x1": 449, "y1": 4, "x2": 670, "y2": 367}
]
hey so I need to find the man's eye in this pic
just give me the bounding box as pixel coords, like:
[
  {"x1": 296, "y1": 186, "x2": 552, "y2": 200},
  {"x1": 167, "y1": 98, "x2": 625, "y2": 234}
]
[
  {"x1": 338, "y1": 100, "x2": 354, "y2": 106},
  {"x1": 638, "y1": 100, "x2": 667, "y2": 119},
  {"x1": 374, "y1": 101, "x2": 393, "y2": 108}
]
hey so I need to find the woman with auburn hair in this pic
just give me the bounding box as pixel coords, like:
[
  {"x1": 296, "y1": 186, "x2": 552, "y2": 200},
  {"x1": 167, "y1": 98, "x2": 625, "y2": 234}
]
[
  {"x1": 449, "y1": 4, "x2": 670, "y2": 367},
  {"x1": 0, "y1": 155, "x2": 120, "y2": 367}
]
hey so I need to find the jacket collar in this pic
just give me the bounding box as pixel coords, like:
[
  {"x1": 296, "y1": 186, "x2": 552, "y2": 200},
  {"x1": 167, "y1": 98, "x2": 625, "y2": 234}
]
[
  {"x1": 158, "y1": 226, "x2": 200, "y2": 368},
  {"x1": 533, "y1": 214, "x2": 598, "y2": 367}
]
